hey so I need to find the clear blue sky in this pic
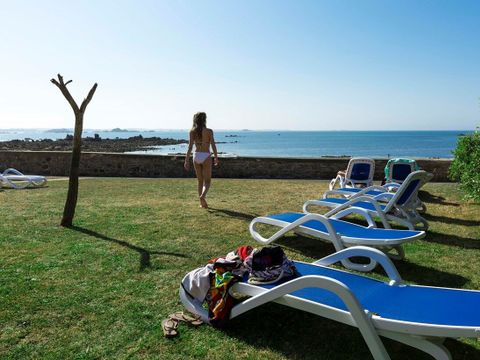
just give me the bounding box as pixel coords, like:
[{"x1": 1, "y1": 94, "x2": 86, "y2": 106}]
[{"x1": 0, "y1": 0, "x2": 479, "y2": 130}]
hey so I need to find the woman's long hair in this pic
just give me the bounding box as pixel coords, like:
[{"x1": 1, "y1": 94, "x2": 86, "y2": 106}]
[{"x1": 192, "y1": 112, "x2": 207, "y2": 140}]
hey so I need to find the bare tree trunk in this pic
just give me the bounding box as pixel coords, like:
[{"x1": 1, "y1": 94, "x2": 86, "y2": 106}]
[
  {"x1": 61, "y1": 113, "x2": 84, "y2": 226},
  {"x1": 51, "y1": 74, "x2": 97, "y2": 227}
]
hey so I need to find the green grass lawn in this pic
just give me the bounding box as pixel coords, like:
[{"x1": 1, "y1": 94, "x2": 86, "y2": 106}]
[{"x1": 1, "y1": 178, "x2": 479, "y2": 359}]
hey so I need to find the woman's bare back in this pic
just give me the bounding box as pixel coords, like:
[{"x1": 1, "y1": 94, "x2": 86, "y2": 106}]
[{"x1": 193, "y1": 128, "x2": 212, "y2": 152}]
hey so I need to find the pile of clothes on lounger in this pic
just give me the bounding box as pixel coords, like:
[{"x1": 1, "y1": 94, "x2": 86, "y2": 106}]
[{"x1": 182, "y1": 245, "x2": 298, "y2": 327}]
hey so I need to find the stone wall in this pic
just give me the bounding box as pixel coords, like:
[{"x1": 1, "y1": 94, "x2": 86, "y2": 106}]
[{"x1": 0, "y1": 151, "x2": 453, "y2": 182}]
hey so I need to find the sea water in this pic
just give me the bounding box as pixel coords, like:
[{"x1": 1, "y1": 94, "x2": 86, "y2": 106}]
[{"x1": 0, "y1": 129, "x2": 469, "y2": 158}]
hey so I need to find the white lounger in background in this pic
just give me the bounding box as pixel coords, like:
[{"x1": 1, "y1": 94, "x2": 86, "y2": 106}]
[
  {"x1": 249, "y1": 212, "x2": 425, "y2": 271},
  {"x1": 304, "y1": 170, "x2": 433, "y2": 230},
  {"x1": 323, "y1": 180, "x2": 427, "y2": 215},
  {"x1": 329, "y1": 157, "x2": 375, "y2": 190},
  {"x1": 180, "y1": 246, "x2": 480, "y2": 360},
  {"x1": 0, "y1": 168, "x2": 47, "y2": 189}
]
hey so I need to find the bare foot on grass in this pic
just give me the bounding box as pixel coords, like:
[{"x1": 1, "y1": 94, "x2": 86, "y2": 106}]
[{"x1": 199, "y1": 196, "x2": 208, "y2": 209}]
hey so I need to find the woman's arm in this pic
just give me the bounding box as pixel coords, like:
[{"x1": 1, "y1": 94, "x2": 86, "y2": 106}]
[
  {"x1": 210, "y1": 130, "x2": 219, "y2": 166},
  {"x1": 184, "y1": 131, "x2": 194, "y2": 170}
]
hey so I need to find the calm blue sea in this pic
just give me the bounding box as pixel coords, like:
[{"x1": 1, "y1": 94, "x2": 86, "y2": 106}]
[{"x1": 0, "y1": 129, "x2": 469, "y2": 158}]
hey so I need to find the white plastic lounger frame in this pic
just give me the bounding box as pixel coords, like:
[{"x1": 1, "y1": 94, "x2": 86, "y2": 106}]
[
  {"x1": 305, "y1": 170, "x2": 433, "y2": 230},
  {"x1": 324, "y1": 182, "x2": 400, "y2": 199},
  {"x1": 249, "y1": 212, "x2": 424, "y2": 271},
  {"x1": 329, "y1": 157, "x2": 375, "y2": 190},
  {"x1": 0, "y1": 168, "x2": 47, "y2": 189},
  {"x1": 324, "y1": 180, "x2": 427, "y2": 215},
  {"x1": 384, "y1": 159, "x2": 427, "y2": 213},
  {"x1": 180, "y1": 247, "x2": 476, "y2": 360}
]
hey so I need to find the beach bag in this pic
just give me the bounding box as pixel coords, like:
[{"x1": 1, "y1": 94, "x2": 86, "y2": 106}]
[{"x1": 245, "y1": 246, "x2": 298, "y2": 285}]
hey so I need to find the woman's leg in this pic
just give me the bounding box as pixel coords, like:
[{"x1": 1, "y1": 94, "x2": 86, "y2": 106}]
[
  {"x1": 199, "y1": 157, "x2": 212, "y2": 208},
  {"x1": 193, "y1": 161, "x2": 205, "y2": 206}
]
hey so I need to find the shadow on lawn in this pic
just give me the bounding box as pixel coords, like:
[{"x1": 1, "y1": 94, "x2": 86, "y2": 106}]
[
  {"x1": 424, "y1": 213, "x2": 480, "y2": 228},
  {"x1": 276, "y1": 235, "x2": 469, "y2": 288},
  {"x1": 419, "y1": 190, "x2": 460, "y2": 207},
  {"x1": 223, "y1": 303, "x2": 480, "y2": 360},
  {"x1": 207, "y1": 207, "x2": 258, "y2": 222},
  {"x1": 423, "y1": 230, "x2": 480, "y2": 250},
  {"x1": 70, "y1": 226, "x2": 188, "y2": 271}
]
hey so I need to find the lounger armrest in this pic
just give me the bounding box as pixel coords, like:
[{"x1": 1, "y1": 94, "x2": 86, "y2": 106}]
[
  {"x1": 324, "y1": 195, "x2": 391, "y2": 229},
  {"x1": 348, "y1": 185, "x2": 388, "y2": 199},
  {"x1": 325, "y1": 195, "x2": 381, "y2": 215},
  {"x1": 323, "y1": 189, "x2": 352, "y2": 198},
  {"x1": 383, "y1": 182, "x2": 400, "y2": 189},
  {"x1": 249, "y1": 213, "x2": 338, "y2": 245},
  {"x1": 313, "y1": 246, "x2": 402, "y2": 285},
  {"x1": 179, "y1": 286, "x2": 210, "y2": 324},
  {"x1": 3, "y1": 168, "x2": 23, "y2": 176},
  {"x1": 373, "y1": 193, "x2": 395, "y2": 202},
  {"x1": 330, "y1": 208, "x2": 377, "y2": 228},
  {"x1": 329, "y1": 174, "x2": 345, "y2": 190},
  {"x1": 323, "y1": 185, "x2": 381, "y2": 200}
]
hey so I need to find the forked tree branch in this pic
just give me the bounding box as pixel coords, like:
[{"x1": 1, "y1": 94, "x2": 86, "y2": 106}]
[
  {"x1": 80, "y1": 83, "x2": 98, "y2": 113},
  {"x1": 51, "y1": 74, "x2": 79, "y2": 113}
]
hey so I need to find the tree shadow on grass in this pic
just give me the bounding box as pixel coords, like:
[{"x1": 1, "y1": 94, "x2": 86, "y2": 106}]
[
  {"x1": 423, "y1": 213, "x2": 480, "y2": 228},
  {"x1": 276, "y1": 235, "x2": 469, "y2": 288},
  {"x1": 70, "y1": 226, "x2": 188, "y2": 271},
  {"x1": 207, "y1": 207, "x2": 259, "y2": 222},
  {"x1": 423, "y1": 230, "x2": 480, "y2": 250},
  {"x1": 223, "y1": 303, "x2": 480, "y2": 360},
  {"x1": 418, "y1": 190, "x2": 460, "y2": 207}
]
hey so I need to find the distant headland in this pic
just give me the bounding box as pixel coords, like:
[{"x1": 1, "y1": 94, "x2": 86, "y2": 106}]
[{"x1": 0, "y1": 134, "x2": 188, "y2": 153}]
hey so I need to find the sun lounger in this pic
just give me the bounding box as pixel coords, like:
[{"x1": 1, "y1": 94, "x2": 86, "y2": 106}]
[
  {"x1": 324, "y1": 179, "x2": 427, "y2": 214},
  {"x1": 180, "y1": 246, "x2": 480, "y2": 360},
  {"x1": 0, "y1": 168, "x2": 47, "y2": 189},
  {"x1": 384, "y1": 158, "x2": 420, "y2": 185},
  {"x1": 305, "y1": 170, "x2": 433, "y2": 230},
  {"x1": 249, "y1": 211, "x2": 424, "y2": 271},
  {"x1": 329, "y1": 157, "x2": 375, "y2": 190}
]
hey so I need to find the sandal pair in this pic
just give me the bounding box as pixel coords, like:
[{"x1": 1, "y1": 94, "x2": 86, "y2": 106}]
[
  {"x1": 170, "y1": 311, "x2": 203, "y2": 326},
  {"x1": 161, "y1": 318, "x2": 179, "y2": 338},
  {"x1": 162, "y1": 311, "x2": 203, "y2": 338}
]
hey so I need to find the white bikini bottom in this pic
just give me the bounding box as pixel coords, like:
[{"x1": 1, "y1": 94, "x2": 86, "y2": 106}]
[{"x1": 193, "y1": 152, "x2": 211, "y2": 164}]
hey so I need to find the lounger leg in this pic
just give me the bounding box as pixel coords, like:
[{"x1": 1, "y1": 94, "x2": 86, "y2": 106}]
[
  {"x1": 379, "y1": 331, "x2": 451, "y2": 360},
  {"x1": 415, "y1": 217, "x2": 429, "y2": 231}
]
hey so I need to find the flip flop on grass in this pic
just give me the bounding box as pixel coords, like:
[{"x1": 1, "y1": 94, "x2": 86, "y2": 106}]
[
  {"x1": 162, "y1": 318, "x2": 179, "y2": 338},
  {"x1": 170, "y1": 311, "x2": 203, "y2": 326}
]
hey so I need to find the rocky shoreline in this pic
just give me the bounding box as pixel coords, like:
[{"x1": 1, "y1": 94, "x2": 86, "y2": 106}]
[{"x1": 0, "y1": 134, "x2": 188, "y2": 153}]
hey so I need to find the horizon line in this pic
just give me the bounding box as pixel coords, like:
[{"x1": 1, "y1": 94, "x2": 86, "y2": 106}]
[{"x1": 0, "y1": 127, "x2": 474, "y2": 132}]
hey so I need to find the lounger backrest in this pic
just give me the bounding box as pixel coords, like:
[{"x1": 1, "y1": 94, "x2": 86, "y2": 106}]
[
  {"x1": 384, "y1": 170, "x2": 432, "y2": 212},
  {"x1": 391, "y1": 163, "x2": 414, "y2": 182},
  {"x1": 346, "y1": 158, "x2": 375, "y2": 186},
  {"x1": 385, "y1": 158, "x2": 419, "y2": 184},
  {"x1": 351, "y1": 163, "x2": 371, "y2": 180}
]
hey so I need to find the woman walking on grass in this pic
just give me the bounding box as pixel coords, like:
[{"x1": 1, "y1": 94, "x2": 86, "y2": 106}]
[{"x1": 184, "y1": 112, "x2": 219, "y2": 208}]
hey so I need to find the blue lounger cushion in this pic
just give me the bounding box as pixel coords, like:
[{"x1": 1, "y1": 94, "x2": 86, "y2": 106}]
[
  {"x1": 267, "y1": 212, "x2": 419, "y2": 242},
  {"x1": 255, "y1": 261, "x2": 480, "y2": 327},
  {"x1": 333, "y1": 188, "x2": 386, "y2": 197}
]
